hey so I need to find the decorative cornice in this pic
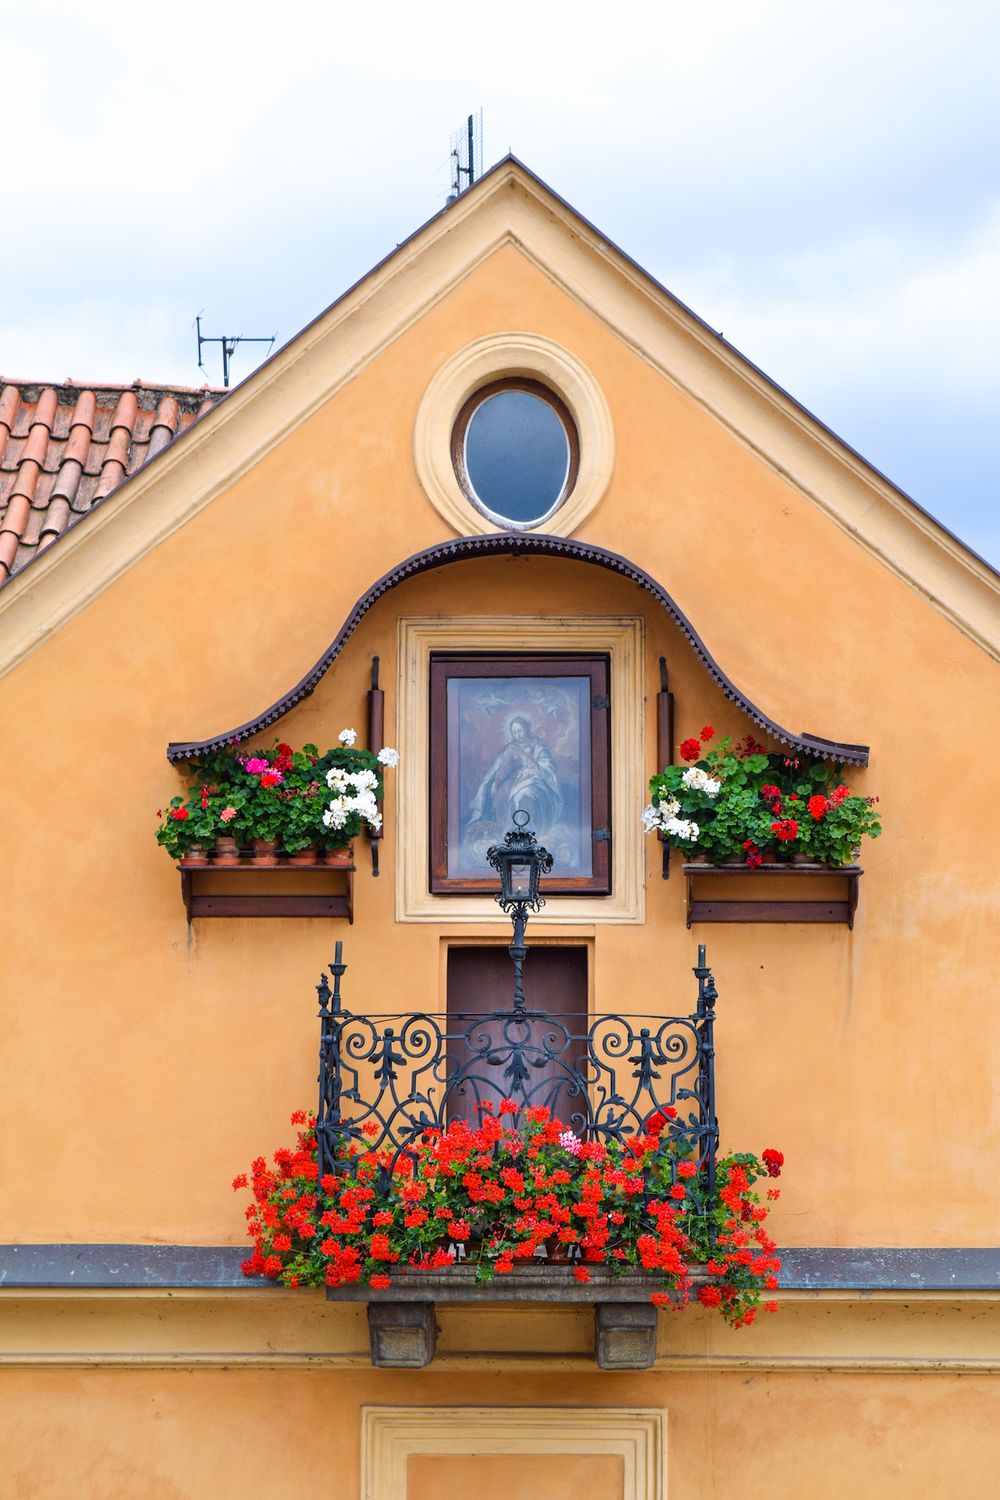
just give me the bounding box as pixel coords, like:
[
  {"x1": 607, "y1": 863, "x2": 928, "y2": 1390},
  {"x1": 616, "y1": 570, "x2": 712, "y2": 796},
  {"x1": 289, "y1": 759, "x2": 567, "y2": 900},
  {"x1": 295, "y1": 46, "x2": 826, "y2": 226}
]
[{"x1": 166, "y1": 533, "x2": 871, "y2": 766}]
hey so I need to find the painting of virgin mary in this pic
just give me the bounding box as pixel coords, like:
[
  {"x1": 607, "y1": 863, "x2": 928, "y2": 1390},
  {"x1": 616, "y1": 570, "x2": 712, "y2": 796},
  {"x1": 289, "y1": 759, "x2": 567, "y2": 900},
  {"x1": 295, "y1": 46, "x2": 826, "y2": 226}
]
[{"x1": 429, "y1": 654, "x2": 610, "y2": 894}]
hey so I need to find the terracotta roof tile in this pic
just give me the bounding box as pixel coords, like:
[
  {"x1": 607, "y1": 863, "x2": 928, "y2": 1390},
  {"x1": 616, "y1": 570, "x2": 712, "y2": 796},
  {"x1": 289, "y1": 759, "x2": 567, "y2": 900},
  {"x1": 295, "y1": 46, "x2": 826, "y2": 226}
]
[{"x1": 0, "y1": 378, "x2": 225, "y2": 585}]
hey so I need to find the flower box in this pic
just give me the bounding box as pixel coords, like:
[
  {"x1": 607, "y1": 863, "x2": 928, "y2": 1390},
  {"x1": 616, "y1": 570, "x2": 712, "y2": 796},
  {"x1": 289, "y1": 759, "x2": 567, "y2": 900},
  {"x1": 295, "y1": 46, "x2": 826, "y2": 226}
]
[
  {"x1": 683, "y1": 861, "x2": 863, "y2": 928},
  {"x1": 644, "y1": 729, "x2": 880, "y2": 875},
  {"x1": 178, "y1": 856, "x2": 355, "y2": 922}
]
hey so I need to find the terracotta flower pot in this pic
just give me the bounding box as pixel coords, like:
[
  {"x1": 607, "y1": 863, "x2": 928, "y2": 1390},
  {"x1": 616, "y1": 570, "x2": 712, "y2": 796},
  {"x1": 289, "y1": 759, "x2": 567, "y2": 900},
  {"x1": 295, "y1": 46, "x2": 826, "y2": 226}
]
[
  {"x1": 251, "y1": 838, "x2": 279, "y2": 866},
  {"x1": 544, "y1": 1236, "x2": 579, "y2": 1264},
  {"x1": 212, "y1": 834, "x2": 241, "y2": 867},
  {"x1": 286, "y1": 847, "x2": 319, "y2": 866},
  {"x1": 180, "y1": 844, "x2": 210, "y2": 867},
  {"x1": 322, "y1": 843, "x2": 354, "y2": 868}
]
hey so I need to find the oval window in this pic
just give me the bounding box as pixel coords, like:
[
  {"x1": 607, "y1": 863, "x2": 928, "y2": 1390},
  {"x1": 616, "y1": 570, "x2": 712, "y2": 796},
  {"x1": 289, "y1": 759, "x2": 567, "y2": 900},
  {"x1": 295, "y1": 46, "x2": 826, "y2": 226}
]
[{"x1": 453, "y1": 379, "x2": 578, "y2": 528}]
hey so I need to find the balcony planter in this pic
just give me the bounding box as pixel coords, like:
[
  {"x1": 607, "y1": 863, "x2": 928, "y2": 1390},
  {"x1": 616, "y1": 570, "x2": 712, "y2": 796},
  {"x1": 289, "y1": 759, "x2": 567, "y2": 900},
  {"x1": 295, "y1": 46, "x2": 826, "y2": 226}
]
[
  {"x1": 322, "y1": 843, "x2": 354, "y2": 868},
  {"x1": 232, "y1": 947, "x2": 784, "y2": 1369},
  {"x1": 251, "y1": 838, "x2": 279, "y2": 866}
]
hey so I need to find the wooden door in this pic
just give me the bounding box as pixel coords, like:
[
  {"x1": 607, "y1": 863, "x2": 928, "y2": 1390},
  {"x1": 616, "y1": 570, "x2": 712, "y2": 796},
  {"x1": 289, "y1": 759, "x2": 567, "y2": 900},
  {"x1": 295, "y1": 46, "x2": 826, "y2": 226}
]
[{"x1": 445, "y1": 945, "x2": 588, "y2": 1125}]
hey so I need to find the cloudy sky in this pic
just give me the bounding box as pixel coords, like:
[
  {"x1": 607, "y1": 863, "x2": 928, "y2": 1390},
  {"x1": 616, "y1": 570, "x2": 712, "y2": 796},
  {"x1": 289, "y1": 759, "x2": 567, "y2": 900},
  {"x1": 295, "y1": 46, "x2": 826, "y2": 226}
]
[{"x1": 3, "y1": 1, "x2": 997, "y2": 562}]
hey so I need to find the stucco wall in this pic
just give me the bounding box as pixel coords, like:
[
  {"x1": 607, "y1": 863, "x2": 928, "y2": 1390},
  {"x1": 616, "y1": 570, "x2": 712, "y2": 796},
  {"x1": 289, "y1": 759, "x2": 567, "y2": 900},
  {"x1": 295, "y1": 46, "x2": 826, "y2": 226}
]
[
  {"x1": 2, "y1": 1367, "x2": 998, "y2": 1498},
  {"x1": 2, "y1": 244, "x2": 997, "y2": 1249}
]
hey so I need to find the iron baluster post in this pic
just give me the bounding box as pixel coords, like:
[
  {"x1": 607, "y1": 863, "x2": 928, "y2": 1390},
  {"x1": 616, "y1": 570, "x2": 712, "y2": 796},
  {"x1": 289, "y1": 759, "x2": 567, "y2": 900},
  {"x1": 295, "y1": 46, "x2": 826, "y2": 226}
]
[
  {"x1": 693, "y1": 943, "x2": 719, "y2": 1249},
  {"x1": 316, "y1": 941, "x2": 346, "y2": 1189}
]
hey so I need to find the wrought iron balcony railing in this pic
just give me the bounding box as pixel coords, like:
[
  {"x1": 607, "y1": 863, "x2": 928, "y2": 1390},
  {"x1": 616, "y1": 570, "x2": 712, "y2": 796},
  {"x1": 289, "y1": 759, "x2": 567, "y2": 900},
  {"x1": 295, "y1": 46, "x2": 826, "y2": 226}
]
[{"x1": 314, "y1": 943, "x2": 719, "y2": 1208}]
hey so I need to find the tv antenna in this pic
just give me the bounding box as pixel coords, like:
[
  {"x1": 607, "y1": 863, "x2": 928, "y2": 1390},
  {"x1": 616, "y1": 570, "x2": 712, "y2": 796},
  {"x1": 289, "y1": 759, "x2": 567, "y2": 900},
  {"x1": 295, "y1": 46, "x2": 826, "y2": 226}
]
[
  {"x1": 448, "y1": 110, "x2": 483, "y2": 203},
  {"x1": 195, "y1": 315, "x2": 276, "y2": 388}
]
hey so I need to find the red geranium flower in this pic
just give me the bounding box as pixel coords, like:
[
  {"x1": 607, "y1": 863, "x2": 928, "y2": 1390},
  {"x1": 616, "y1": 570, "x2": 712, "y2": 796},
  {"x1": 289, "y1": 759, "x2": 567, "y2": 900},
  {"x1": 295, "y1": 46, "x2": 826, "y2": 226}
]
[
  {"x1": 679, "y1": 738, "x2": 702, "y2": 762},
  {"x1": 170, "y1": 806, "x2": 189, "y2": 821},
  {"x1": 698, "y1": 1285, "x2": 722, "y2": 1307},
  {"x1": 700, "y1": 725, "x2": 714, "y2": 742},
  {"x1": 771, "y1": 819, "x2": 799, "y2": 842},
  {"x1": 762, "y1": 1149, "x2": 784, "y2": 1178},
  {"x1": 369, "y1": 1274, "x2": 391, "y2": 1289},
  {"x1": 807, "y1": 794, "x2": 829, "y2": 820}
]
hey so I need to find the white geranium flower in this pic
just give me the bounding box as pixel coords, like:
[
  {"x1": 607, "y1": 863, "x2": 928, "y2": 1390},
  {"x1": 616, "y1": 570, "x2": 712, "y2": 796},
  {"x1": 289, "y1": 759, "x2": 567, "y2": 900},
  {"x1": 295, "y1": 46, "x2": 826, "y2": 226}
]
[
  {"x1": 322, "y1": 798, "x2": 349, "y2": 830},
  {"x1": 326, "y1": 767, "x2": 350, "y2": 791},
  {"x1": 349, "y1": 769, "x2": 379, "y2": 791},
  {"x1": 681, "y1": 767, "x2": 721, "y2": 797},
  {"x1": 338, "y1": 728, "x2": 357, "y2": 747},
  {"x1": 659, "y1": 795, "x2": 681, "y2": 818},
  {"x1": 641, "y1": 804, "x2": 662, "y2": 833},
  {"x1": 376, "y1": 746, "x2": 399, "y2": 768},
  {"x1": 663, "y1": 816, "x2": 700, "y2": 842}
]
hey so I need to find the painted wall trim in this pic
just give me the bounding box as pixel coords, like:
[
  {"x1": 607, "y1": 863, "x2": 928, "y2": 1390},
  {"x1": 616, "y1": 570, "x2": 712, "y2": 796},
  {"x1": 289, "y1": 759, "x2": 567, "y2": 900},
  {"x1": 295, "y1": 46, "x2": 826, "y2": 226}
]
[
  {"x1": 2, "y1": 1244, "x2": 998, "y2": 1291},
  {"x1": 361, "y1": 1406, "x2": 665, "y2": 1500}
]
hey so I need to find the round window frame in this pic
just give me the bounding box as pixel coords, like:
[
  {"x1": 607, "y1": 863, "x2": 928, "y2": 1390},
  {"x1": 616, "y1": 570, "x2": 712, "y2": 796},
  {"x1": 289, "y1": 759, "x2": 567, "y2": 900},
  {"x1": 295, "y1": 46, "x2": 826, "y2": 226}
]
[
  {"x1": 413, "y1": 333, "x2": 615, "y2": 538},
  {"x1": 451, "y1": 377, "x2": 580, "y2": 531}
]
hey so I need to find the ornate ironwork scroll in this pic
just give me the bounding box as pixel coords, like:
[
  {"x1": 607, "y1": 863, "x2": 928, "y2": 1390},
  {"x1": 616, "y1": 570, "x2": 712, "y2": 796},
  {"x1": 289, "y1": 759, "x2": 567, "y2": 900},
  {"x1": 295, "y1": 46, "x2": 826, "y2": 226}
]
[{"x1": 315, "y1": 941, "x2": 719, "y2": 1209}]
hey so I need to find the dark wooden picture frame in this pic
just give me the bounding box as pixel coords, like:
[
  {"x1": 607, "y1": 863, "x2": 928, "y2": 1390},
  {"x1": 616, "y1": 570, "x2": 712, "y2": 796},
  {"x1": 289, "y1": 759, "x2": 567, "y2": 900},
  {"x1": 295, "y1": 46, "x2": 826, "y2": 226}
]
[{"x1": 429, "y1": 653, "x2": 611, "y2": 896}]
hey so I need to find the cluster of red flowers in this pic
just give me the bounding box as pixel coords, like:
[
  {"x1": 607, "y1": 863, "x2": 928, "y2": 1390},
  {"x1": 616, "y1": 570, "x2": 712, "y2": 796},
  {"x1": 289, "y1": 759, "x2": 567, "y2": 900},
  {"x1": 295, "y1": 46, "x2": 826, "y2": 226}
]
[
  {"x1": 679, "y1": 725, "x2": 715, "y2": 762},
  {"x1": 734, "y1": 735, "x2": 768, "y2": 759},
  {"x1": 235, "y1": 1105, "x2": 783, "y2": 1328},
  {"x1": 741, "y1": 838, "x2": 763, "y2": 869},
  {"x1": 770, "y1": 819, "x2": 799, "y2": 843}
]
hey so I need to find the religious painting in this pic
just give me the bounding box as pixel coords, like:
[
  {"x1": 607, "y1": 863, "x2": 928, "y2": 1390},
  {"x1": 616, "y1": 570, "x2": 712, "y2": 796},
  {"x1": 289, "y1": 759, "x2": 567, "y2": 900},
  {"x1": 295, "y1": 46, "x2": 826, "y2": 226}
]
[{"x1": 429, "y1": 654, "x2": 611, "y2": 894}]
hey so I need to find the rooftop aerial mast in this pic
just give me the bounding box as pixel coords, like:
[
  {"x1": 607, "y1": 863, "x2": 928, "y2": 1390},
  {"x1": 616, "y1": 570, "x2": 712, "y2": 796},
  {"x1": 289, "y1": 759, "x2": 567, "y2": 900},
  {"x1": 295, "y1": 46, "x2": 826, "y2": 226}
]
[
  {"x1": 195, "y1": 316, "x2": 276, "y2": 388},
  {"x1": 448, "y1": 110, "x2": 483, "y2": 202}
]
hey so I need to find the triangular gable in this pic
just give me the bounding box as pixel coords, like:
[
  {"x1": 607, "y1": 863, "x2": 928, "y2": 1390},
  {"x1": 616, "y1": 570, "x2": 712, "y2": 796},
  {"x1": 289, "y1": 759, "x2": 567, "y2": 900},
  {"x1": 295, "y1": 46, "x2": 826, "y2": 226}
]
[{"x1": 0, "y1": 156, "x2": 996, "y2": 678}]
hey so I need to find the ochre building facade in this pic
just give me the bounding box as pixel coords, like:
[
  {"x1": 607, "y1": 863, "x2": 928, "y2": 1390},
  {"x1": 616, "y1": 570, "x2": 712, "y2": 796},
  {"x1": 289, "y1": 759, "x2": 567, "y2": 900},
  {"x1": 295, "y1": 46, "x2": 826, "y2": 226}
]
[{"x1": 1, "y1": 160, "x2": 998, "y2": 1498}]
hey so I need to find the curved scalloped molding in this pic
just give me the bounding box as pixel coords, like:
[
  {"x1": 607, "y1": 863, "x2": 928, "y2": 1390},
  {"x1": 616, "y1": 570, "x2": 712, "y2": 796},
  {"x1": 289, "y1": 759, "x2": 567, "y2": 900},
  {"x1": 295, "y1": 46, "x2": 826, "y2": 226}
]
[{"x1": 166, "y1": 533, "x2": 870, "y2": 766}]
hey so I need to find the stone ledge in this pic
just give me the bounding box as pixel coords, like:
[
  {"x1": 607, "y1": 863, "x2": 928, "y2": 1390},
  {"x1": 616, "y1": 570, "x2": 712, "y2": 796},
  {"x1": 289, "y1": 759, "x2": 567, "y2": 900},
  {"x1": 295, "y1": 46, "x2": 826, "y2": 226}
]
[{"x1": 2, "y1": 1245, "x2": 998, "y2": 1291}]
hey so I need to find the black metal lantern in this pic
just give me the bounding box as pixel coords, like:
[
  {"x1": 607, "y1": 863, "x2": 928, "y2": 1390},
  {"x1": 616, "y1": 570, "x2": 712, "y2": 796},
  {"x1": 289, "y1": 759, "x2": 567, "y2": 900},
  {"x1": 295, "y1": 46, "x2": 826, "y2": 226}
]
[
  {"x1": 487, "y1": 810, "x2": 554, "y2": 1011},
  {"x1": 486, "y1": 810, "x2": 554, "y2": 913}
]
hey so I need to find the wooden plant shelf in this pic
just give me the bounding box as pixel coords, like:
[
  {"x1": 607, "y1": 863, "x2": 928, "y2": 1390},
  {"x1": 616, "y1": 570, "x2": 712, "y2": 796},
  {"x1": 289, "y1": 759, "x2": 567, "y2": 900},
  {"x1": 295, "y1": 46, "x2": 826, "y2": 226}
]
[
  {"x1": 177, "y1": 860, "x2": 354, "y2": 922},
  {"x1": 683, "y1": 862, "x2": 862, "y2": 929}
]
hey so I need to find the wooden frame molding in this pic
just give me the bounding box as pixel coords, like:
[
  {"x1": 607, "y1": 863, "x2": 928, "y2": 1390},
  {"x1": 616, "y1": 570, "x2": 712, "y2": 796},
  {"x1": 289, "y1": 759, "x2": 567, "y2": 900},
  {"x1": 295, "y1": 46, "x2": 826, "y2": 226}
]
[
  {"x1": 361, "y1": 1405, "x2": 666, "y2": 1500},
  {"x1": 429, "y1": 652, "x2": 612, "y2": 895},
  {"x1": 413, "y1": 332, "x2": 615, "y2": 537},
  {"x1": 396, "y1": 616, "x2": 645, "y2": 923}
]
